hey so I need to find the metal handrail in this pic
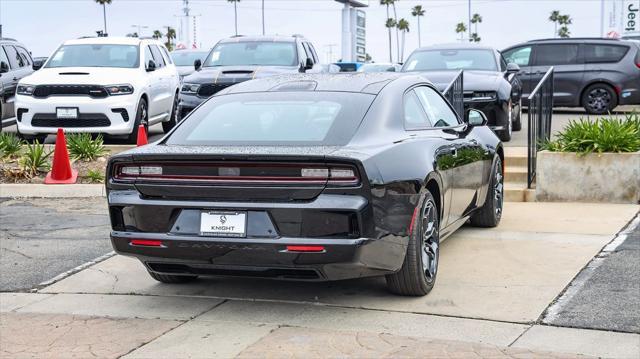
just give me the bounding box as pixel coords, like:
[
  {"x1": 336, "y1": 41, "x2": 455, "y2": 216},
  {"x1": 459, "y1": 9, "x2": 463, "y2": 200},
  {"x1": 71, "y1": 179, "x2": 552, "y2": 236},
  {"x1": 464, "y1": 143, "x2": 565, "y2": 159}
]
[
  {"x1": 526, "y1": 66, "x2": 554, "y2": 188},
  {"x1": 442, "y1": 70, "x2": 464, "y2": 120}
]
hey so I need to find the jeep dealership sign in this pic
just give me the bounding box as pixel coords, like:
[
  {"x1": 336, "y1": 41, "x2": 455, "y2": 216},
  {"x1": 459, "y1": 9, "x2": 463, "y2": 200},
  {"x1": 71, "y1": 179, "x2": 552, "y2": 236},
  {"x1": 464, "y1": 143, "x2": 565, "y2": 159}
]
[
  {"x1": 605, "y1": 0, "x2": 640, "y2": 38},
  {"x1": 625, "y1": 0, "x2": 639, "y2": 34}
]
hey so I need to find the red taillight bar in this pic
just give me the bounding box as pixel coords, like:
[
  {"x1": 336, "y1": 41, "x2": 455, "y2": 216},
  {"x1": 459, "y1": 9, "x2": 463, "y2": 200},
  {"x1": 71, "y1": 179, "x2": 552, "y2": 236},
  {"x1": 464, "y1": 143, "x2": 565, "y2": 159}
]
[
  {"x1": 130, "y1": 239, "x2": 163, "y2": 247},
  {"x1": 286, "y1": 245, "x2": 325, "y2": 252}
]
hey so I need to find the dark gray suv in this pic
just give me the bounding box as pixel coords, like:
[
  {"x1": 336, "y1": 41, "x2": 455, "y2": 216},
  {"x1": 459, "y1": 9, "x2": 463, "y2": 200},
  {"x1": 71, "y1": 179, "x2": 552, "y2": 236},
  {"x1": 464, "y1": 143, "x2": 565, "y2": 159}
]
[
  {"x1": 0, "y1": 38, "x2": 36, "y2": 131},
  {"x1": 502, "y1": 38, "x2": 640, "y2": 114}
]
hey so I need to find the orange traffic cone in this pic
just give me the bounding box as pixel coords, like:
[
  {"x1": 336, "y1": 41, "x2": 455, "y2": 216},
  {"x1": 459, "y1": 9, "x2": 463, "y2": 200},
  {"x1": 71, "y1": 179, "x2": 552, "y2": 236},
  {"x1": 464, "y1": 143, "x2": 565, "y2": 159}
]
[
  {"x1": 45, "y1": 128, "x2": 78, "y2": 184},
  {"x1": 136, "y1": 125, "x2": 148, "y2": 146}
]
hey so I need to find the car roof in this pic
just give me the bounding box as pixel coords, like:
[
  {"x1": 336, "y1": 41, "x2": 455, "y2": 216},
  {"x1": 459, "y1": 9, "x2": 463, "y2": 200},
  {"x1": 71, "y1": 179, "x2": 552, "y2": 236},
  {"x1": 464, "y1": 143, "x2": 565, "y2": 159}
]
[
  {"x1": 218, "y1": 35, "x2": 299, "y2": 44},
  {"x1": 62, "y1": 36, "x2": 161, "y2": 46},
  {"x1": 413, "y1": 43, "x2": 497, "y2": 52},
  {"x1": 221, "y1": 72, "x2": 428, "y2": 95}
]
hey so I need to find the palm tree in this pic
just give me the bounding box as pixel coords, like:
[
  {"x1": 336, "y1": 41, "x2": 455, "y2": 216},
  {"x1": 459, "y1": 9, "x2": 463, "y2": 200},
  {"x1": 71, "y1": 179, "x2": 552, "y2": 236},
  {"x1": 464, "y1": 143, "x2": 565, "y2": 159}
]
[
  {"x1": 470, "y1": 33, "x2": 481, "y2": 42},
  {"x1": 391, "y1": 0, "x2": 400, "y2": 63},
  {"x1": 470, "y1": 13, "x2": 482, "y2": 36},
  {"x1": 549, "y1": 10, "x2": 560, "y2": 37},
  {"x1": 94, "y1": 0, "x2": 111, "y2": 35},
  {"x1": 228, "y1": 0, "x2": 240, "y2": 36},
  {"x1": 455, "y1": 22, "x2": 467, "y2": 41},
  {"x1": 165, "y1": 27, "x2": 176, "y2": 51},
  {"x1": 380, "y1": 0, "x2": 394, "y2": 62},
  {"x1": 558, "y1": 15, "x2": 572, "y2": 38},
  {"x1": 126, "y1": 32, "x2": 138, "y2": 38},
  {"x1": 411, "y1": 5, "x2": 425, "y2": 48},
  {"x1": 397, "y1": 18, "x2": 409, "y2": 62},
  {"x1": 152, "y1": 30, "x2": 163, "y2": 40}
]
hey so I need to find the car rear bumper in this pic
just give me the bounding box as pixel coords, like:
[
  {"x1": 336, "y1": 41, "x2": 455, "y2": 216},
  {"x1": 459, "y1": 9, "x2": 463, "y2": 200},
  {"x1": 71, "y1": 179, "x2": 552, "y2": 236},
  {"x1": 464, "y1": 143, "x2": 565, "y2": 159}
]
[
  {"x1": 111, "y1": 232, "x2": 407, "y2": 281},
  {"x1": 619, "y1": 87, "x2": 640, "y2": 106}
]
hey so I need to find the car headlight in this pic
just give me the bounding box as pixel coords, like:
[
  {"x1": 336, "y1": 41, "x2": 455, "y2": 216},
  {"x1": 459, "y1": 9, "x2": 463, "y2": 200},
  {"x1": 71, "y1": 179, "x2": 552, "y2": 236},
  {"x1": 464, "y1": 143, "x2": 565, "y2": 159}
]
[
  {"x1": 181, "y1": 83, "x2": 200, "y2": 95},
  {"x1": 17, "y1": 84, "x2": 36, "y2": 96},
  {"x1": 105, "y1": 84, "x2": 134, "y2": 96},
  {"x1": 472, "y1": 91, "x2": 497, "y2": 100}
]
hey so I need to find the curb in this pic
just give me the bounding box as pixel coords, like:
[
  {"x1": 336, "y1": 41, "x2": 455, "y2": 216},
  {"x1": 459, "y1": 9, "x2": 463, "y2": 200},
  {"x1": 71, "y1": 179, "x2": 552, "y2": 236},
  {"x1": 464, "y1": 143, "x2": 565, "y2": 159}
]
[{"x1": 0, "y1": 184, "x2": 106, "y2": 198}]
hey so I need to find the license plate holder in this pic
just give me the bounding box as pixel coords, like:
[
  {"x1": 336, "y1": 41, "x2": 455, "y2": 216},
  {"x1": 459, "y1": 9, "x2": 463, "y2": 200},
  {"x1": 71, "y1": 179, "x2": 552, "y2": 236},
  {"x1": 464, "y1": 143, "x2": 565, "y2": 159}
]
[
  {"x1": 56, "y1": 107, "x2": 78, "y2": 119},
  {"x1": 200, "y1": 211, "x2": 247, "y2": 238}
]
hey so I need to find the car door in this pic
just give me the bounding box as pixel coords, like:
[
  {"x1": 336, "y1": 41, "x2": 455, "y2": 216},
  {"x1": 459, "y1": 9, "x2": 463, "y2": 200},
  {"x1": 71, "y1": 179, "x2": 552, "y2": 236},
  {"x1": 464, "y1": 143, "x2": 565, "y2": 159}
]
[
  {"x1": 529, "y1": 43, "x2": 584, "y2": 106},
  {"x1": 502, "y1": 45, "x2": 534, "y2": 98},
  {"x1": 414, "y1": 86, "x2": 486, "y2": 225},
  {"x1": 143, "y1": 45, "x2": 163, "y2": 118},
  {"x1": 149, "y1": 45, "x2": 173, "y2": 119},
  {"x1": 0, "y1": 46, "x2": 13, "y2": 120},
  {"x1": 1, "y1": 45, "x2": 29, "y2": 120}
]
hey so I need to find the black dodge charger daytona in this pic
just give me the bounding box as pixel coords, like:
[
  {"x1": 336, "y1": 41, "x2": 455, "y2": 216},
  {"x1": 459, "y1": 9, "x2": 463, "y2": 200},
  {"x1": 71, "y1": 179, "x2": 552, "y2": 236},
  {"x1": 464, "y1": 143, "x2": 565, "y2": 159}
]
[
  {"x1": 402, "y1": 44, "x2": 523, "y2": 142},
  {"x1": 106, "y1": 73, "x2": 504, "y2": 296}
]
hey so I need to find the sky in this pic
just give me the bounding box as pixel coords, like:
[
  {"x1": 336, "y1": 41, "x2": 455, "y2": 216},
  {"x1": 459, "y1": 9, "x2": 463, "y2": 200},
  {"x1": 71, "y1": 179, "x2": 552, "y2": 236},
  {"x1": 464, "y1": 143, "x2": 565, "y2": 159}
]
[{"x1": 0, "y1": 0, "x2": 608, "y2": 62}]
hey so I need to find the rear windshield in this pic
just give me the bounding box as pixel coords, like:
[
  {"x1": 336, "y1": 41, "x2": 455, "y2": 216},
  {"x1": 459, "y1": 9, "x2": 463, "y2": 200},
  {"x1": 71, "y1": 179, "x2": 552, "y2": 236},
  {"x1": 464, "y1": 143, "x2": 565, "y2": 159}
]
[
  {"x1": 166, "y1": 92, "x2": 375, "y2": 146},
  {"x1": 46, "y1": 44, "x2": 139, "y2": 68},
  {"x1": 403, "y1": 49, "x2": 497, "y2": 71}
]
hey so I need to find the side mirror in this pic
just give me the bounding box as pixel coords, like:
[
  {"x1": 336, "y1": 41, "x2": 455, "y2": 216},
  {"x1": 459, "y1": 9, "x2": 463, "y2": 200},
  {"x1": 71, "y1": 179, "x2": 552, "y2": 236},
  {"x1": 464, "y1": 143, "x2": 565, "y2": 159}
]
[
  {"x1": 0, "y1": 61, "x2": 8, "y2": 73},
  {"x1": 32, "y1": 60, "x2": 44, "y2": 71},
  {"x1": 465, "y1": 109, "x2": 488, "y2": 127},
  {"x1": 304, "y1": 58, "x2": 313, "y2": 70},
  {"x1": 146, "y1": 59, "x2": 156, "y2": 72},
  {"x1": 194, "y1": 59, "x2": 202, "y2": 71},
  {"x1": 506, "y1": 62, "x2": 520, "y2": 74}
]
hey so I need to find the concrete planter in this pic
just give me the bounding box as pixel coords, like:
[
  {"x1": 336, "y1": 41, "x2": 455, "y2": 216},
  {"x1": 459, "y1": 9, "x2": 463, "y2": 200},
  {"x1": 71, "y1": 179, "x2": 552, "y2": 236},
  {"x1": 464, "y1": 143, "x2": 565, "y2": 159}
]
[{"x1": 536, "y1": 151, "x2": 640, "y2": 204}]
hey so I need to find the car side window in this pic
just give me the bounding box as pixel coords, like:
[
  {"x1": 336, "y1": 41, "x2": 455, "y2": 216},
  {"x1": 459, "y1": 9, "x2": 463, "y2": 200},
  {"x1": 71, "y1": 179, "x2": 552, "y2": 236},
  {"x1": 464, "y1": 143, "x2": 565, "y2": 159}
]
[
  {"x1": 307, "y1": 43, "x2": 319, "y2": 63},
  {"x1": 499, "y1": 55, "x2": 507, "y2": 71},
  {"x1": 3, "y1": 45, "x2": 23, "y2": 68},
  {"x1": 584, "y1": 44, "x2": 628, "y2": 63},
  {"x1": 301, "y1": 43, "x2": 313, "y2": 63},
  {"x1": 144, "y1": 46, "x2": 154, "y2": 67},
  {"x1": 0, "y1": 47, "x2": 10, "y2": 69},
  {"x1": 150, "y1": 45, "x2": 166, "y2": 67},
  {"x1": 534, "y1": 44, "x2": 579, "y2": 66},
  {"x1": 404, "y1": 90, "x2": 431, "y2": 130},
  {"x1": 16, "y1": 46, "x2": 32, "y2": 65},
  {"x1": 503, "y1": 46, "x2": 532, "y2": 66},
  {"x1": 160, "y1": 46, "x2": 173, "y2": 64},
  {"x1": 414, "y1": 86, "x2": 460, "y2": 127}
]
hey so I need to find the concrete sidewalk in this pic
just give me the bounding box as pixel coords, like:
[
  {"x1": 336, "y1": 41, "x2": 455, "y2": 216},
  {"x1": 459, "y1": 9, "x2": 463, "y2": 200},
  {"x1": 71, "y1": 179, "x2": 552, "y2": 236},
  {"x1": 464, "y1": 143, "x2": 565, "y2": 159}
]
[{"x1": 1, "y1": 201, "x2": 638, "y2": 358}]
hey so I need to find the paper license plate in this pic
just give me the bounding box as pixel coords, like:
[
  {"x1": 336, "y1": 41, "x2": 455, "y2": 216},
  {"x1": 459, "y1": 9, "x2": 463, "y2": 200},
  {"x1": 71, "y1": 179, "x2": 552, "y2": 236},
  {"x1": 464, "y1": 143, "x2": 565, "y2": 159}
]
[
  {"x1": 56, "y1": 107, "x2": 78, "y2": 119},
  {"x1": 200, "y1": 211, "x2": 246, "y2": 237}
]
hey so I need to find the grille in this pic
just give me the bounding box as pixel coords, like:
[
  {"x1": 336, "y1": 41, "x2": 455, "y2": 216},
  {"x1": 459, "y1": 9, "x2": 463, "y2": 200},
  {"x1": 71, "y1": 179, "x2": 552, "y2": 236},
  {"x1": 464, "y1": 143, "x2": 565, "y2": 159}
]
[
  {"x1": 33, "y1": 85, "x2": 109, "y2": 99},
  {"x1": 31, "y1": 113, "x2": 111, "y2": 127},
  {"x1": 197, "y1": 83, "x2": 232, "y2": 98}
]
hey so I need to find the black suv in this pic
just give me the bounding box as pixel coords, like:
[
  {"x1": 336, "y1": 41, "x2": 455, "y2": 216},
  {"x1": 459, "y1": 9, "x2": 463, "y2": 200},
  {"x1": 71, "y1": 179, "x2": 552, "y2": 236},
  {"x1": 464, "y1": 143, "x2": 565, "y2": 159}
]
[
  {"x1": 178, "y1": 35, "x2": 324, "y2": 119},
  {"x1": 0, "y1": 38, "x2": 37, "y2": 131},
  {"x1": 502, "y1": 38, "x2": 640, "y2": 114}
]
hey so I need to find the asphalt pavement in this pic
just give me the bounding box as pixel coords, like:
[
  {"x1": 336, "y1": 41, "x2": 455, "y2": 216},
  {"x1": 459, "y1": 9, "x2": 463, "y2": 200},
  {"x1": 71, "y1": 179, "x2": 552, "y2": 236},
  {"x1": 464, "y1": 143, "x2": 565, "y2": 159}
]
[
  {"x1": 545, "y1": 216, "x2": 640, "y2": 333},
  {"x1": 0, "y1": 198, "x2": 111, "y2": 291}
]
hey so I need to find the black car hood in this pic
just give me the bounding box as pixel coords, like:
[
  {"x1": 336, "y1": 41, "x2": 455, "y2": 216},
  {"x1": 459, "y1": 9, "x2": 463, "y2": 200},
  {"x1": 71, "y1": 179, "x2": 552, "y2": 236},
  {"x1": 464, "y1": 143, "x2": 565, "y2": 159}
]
[
  {"x1": 183, "y1": 65, "x2": 301, "y2": 85},
  {"x1": 414, "y1": 70, "x2": 504, "y2": 92}
]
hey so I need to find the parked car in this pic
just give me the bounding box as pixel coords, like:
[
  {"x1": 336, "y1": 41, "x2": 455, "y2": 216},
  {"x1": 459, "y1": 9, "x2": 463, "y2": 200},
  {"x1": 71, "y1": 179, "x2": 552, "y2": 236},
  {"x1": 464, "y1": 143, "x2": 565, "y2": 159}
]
[
  {"x1": 357, "y1": 63, "x2": 401, "y2": 72},
  {"x1": 402, "y1": 44, "x2": 522, "y2": 141},
  {"x1": 502, "y1": 38, "x2": 640, "y2": 114},
  {"x1": 15, "y1": 36, "x2": 180, "y2": 143},
  {"x1": 170, "y1": 49, "x2": 208, "y2": 79},
  {"x1": 0, "y1": 38, "x2": 35, "y2": 132},
  {"x1": 106, "y1": 73, "x2": 504, "y2": 296},
  {"x1": 178, "y1": 35, "x2": 324, "y2": 119}
]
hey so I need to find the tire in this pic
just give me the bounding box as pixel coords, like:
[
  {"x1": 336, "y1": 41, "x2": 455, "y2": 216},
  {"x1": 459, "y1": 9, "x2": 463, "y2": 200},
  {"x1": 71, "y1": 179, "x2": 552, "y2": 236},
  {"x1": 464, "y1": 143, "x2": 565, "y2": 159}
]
[
  {"x1": 512, "y1": 99, "x2": 522, "y2": 131},
  {"x1": 147, "y1": 270, "x2": 198, "y2": 284},
  {"x1": 497, "y1": 111, "x2": 512, "y2": 142},
  {"x1": 126, "y1": 98, "x2": 148, "y2": 144},
  {"x1": 581, "y1": 83, "x2": 617, "y2": 115},
  {"x1": 386, "y1": 191, "x2": 440, "y2": 296},
  {"x1": 470, "y1": 156, "x2": 503, "y2": 228},
  {"x1": 162, "y1": 93, "x2": 179, "y2": 133}
]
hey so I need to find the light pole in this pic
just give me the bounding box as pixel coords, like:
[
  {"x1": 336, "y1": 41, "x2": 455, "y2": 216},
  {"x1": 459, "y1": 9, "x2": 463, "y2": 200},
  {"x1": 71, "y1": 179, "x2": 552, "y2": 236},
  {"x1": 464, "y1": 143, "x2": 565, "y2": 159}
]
[{"x1": 131, "y1": 24, "x2": 149, "y2": 37}]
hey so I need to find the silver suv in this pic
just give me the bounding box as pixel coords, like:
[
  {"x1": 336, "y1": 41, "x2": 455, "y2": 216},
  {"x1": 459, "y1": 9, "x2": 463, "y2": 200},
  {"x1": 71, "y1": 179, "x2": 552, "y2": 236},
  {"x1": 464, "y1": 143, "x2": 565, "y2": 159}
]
[{"x1": 502, "y1": 38, "x2": 640, "y2": 114}]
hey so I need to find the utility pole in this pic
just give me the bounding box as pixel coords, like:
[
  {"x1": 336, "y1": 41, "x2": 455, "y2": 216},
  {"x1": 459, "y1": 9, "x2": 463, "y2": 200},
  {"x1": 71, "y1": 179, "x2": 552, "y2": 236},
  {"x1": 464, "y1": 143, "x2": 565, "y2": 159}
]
[
  {"x1": 468, "y1": 0, "x2": 471, "y2": 41},
  {"x1": 262, "y1": 0, "x2": 265, "y2": 35},
  {"x1": 599, "y1": 0, "x2": 604, "y2": 37},
  {"x1": 182, "y1": 0, "x2": 191, "y2": 48}
]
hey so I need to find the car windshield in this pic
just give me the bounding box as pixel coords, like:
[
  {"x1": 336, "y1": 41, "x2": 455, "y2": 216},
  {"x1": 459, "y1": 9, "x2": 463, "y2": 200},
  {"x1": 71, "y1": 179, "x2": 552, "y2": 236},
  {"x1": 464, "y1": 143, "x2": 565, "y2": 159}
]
[
  {"x1": 45, "y1": 44, "x2": 139, "y2": 68},
  {"x1": 166, "y1": 92, "x2": 375, "y2": 146},
  {"x1": 403, "y1": 49, "x2": 498, "y2": 71},
  {"x1": 171, "y1": 51, "x2": 208, "y2": 66},
  {"x1": 204, "y1": 42, "x2": 297, "y2": 67}
]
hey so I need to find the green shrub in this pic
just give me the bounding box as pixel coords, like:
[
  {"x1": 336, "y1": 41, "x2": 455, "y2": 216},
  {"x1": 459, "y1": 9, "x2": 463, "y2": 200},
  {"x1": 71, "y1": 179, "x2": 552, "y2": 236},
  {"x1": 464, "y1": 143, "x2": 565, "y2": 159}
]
[
  {"x1": 85, "y1": 169, "x2": 105, "y2": 183},
  {"x1": 0, "y1": 132, "x2": 23, "y2": 159},
  {"x1": 542, "y1": 113, "x2": 640, "y2": 154},
  {"x1": 20, "y1": 141, "x2": 51, "y2": 177},
  {"x1": 67, "y1": 133, "x2": 106, "y2": 161}
]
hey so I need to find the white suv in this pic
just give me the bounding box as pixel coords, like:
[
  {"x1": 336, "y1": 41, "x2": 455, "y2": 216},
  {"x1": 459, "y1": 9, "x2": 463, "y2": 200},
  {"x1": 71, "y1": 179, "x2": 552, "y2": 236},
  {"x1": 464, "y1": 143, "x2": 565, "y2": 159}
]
[{"x1": 15, "y1": 37, "x2": 180, "y2": 143}]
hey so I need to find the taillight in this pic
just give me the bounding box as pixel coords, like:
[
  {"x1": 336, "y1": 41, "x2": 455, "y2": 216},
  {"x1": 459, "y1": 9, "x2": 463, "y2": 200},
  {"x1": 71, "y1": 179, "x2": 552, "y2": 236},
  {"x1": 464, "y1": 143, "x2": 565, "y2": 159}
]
[
  {"x1": 130, "y1": 239, "x2": 163, "y2": 247},
  {"x1": 113, "y1": 163, "x2": 360, "y2": 186},
  {"x1": 286, "y1": 245, "x2": 325, "y2": 252},
  {"x1": 635, "y1": 50, "x2": 640, "y2": 69}
]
